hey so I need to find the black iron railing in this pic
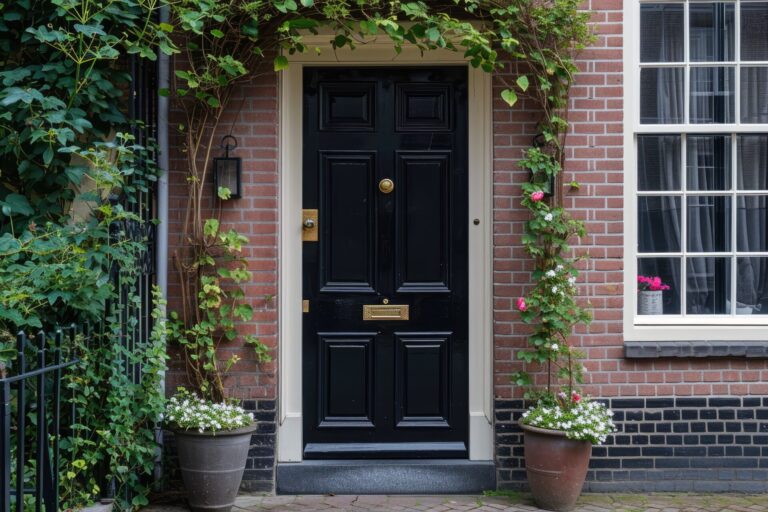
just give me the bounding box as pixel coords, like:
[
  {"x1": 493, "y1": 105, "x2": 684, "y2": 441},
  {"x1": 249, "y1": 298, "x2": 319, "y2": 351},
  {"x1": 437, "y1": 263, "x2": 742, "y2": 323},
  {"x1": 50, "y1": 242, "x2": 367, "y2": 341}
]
[{"x1": 0, "y1": 327, "x2": 80, "y2": 512}]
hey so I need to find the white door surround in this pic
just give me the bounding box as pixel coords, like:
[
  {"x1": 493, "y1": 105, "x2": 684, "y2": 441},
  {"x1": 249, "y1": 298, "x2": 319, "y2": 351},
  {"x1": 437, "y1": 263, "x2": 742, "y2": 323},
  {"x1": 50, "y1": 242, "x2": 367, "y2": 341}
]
[{"x1": 277, "y1": 38, "x2": 494, "y2": 462}]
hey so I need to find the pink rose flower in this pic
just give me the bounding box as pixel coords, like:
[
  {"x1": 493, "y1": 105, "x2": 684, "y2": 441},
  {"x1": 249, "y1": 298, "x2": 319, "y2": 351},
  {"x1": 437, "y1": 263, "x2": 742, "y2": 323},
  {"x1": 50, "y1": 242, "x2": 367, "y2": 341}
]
[
  {"x1": 531, "y1": 190, "x2": 545, "y2": 202},
  {"x1": 572, "y1": 391, "x2": 581, "y2": 403},
  {"x1": 516, "y1": 297, "x2": 527, "y2": 312}
]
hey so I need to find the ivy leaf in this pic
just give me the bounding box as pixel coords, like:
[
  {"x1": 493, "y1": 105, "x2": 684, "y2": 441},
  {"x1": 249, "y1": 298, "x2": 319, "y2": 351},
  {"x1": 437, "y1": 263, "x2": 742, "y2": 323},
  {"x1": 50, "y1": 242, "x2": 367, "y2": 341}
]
[
  {"x1": 210, "y1": 29, "x2": 225, "y2": 38},
  {"x1": 273, "y1": 55, "x2": 289, "y2": 71},
  {"x1": 300, "y1": 0, "x2": 314, "y2": 6},
  {"x1": 501, "y1": 89, "x2": 518, "y2": 107},
  {"x1": 516, "y1": 75, "x2": 529, "y2": 92},
  {"x1": 1, "y1": 194, "x2": 33, "y2": 216}
]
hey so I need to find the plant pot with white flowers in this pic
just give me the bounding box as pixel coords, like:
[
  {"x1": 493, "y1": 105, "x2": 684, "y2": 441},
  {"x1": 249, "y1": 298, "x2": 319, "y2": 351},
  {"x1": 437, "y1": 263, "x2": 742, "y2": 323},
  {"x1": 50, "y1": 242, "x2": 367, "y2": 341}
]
[
  {"x1": 513, "y1": 180, "x2": 616, "y2": 512},
  {"x1": 166, "y1": 389, "x2": 257, "y2": 512}
]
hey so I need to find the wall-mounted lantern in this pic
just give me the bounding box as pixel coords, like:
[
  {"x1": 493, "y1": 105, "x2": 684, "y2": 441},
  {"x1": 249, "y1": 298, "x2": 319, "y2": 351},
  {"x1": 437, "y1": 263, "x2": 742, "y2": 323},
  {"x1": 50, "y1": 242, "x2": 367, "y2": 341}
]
[
  {"x1": 530, "y1": 133, "x2": 556, "y2": 197},
  {"x1": 213, "y1": 135, "x2": 241, "y2": 200}
]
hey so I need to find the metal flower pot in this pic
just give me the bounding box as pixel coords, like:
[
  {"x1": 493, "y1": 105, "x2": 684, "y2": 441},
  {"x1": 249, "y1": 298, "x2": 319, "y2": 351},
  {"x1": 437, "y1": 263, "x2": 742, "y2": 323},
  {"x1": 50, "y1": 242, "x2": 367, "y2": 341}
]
[
  {"x1": 174, "y1": 424, "x2": 257, "y2": 512},
  {"x1": 637, "y1": 290, "x2": 663, "y2": 315},
  {"x1": 520, "y1": 422, "x2": 592, "y2": 512}
]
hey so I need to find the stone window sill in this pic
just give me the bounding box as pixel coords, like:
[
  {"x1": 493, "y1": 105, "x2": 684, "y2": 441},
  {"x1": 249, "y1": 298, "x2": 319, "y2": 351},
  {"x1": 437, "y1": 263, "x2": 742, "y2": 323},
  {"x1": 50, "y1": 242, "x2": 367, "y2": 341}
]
[{"x1": 624, "y1": 340, "x2": 768, "y2": 359}]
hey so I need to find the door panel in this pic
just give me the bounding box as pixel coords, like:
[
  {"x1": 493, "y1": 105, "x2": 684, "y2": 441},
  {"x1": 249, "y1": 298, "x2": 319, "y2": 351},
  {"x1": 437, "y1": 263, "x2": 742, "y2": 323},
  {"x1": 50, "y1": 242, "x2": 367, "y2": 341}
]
[
  {"x1": 303, "y1": 67, "x2": 468, "y2": 459},
  {"x1": 395, "y1": 151, "x2": 451, "y2": 292},
  {"x1": 395, "y1": 332, "x2": 451, "y2": 428},
  {"x1": 318, "y1": 333, "x2": 376, "y2": 428},
  {"x1": 319, "y1": 152, "x2": 377, "y2": 292}
]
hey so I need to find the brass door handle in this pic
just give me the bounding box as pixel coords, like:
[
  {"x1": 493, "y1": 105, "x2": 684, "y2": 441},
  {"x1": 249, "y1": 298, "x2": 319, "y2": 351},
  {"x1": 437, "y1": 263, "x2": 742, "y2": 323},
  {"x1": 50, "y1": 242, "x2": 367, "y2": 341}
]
[
  {"x1": 303, "y1": 218, "x2": 315, "y2": 229},
  {"x1": 379, "y1": 178, "x2": 394, "y2": 194}
]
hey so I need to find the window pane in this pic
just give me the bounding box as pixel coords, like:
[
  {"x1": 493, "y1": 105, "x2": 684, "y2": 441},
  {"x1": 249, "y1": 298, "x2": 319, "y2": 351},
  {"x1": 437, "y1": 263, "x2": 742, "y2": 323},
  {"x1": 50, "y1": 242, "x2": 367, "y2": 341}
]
[
  {"x1": 687, "y1": 135, "x2": 731, "y2": 190},
  {"x1": 638, "y1": 135, "x2": 681, "y2": 191},
  {"x1": 740, "y1": 2, "x2": 768, "y2": 61},
  {"x1": 641, "y1": 3, "x2": 685, "y2": 62},
  {"x1": 689, "y1": 2, "x2": 735, "y2": 62},
  {"x1": 687, "y1": 196, "x2": 732, "y2": 252},
  {"x1": 638, "y1": 196, "x2": 682, "y2": 252},
  {"x1": 740, "y1": 67, "x2": 768, "y2": 124},
  {"x1": 736, "y1": 258, "x2": 768, "y2": 314},
  {"x1": 690, "y1": 67, "x2": 735, "y2": 124},
  {"x1": 686, "y1": 257, "x2": 731, "y2": 314},
  {"x1": 641, "y1": 68, "x2": 684, "y2": 124},
  {"x1": 737, "y1": 195, "x2": 768, "y2": 251},
  {"x1": 638, "y1": 257, "x2": 682, "y2": 314},
  {"x1": 737, "y1": 135, "x2": 768, "y2": 190}
]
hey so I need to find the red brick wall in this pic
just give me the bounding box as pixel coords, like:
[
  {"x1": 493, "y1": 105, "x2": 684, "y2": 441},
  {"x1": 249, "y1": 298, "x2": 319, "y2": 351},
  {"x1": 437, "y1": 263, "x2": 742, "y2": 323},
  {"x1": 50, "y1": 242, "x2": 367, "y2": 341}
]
[
  {"x1": 164, "y1": 0, "x2": 768, "y2": 429},
  {"x1": 492, "y1": 0, "x2": 768, "y2": 403},
  {"x1": 166, "y1": 70, "x2": 280, "y2": 402}
]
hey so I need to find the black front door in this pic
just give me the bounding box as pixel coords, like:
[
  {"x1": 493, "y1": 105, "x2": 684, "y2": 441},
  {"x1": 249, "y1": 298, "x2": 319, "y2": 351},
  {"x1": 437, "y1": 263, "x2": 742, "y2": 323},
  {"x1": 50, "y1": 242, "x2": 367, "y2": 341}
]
[{"x1": 302, "y1": 67, "x2": 468, "y2": 459}]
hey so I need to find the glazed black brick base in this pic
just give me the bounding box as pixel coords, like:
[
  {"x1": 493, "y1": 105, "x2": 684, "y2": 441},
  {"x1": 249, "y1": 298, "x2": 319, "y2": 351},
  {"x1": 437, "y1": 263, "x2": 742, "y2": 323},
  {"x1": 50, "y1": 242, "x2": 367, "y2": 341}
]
[
  {"x1": 496, "y1": 397, "x2": 768, "y2": 492},
  {"x1": 162, "y1": 399, "x2": 276, "y2": 493}
]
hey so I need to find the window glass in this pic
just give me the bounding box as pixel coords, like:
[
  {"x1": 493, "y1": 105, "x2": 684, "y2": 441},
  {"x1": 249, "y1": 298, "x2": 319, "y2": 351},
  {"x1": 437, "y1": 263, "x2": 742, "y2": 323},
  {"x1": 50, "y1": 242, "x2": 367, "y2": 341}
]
[
  {"x1": 686, "y1": 257, "x2": 731, "y2": 314},
  {"x1": 690, "y1": 2, "x2": 735, "y2": 62},
  {"x1": 638, "y1": 135, "x2": 682, "y2": 191},
  {"x1": 640, "y1": 68, "x2": 684, "y2": 124},
  {"x1": 737, "y1": 135, "x2": 768, "y2": 190},
  {"x1": 638, "y1": 257, "x2": 682, "y2": 315},
  {"x1": 687, "y1": 196, "x2": 732, "y2": 252},
  {"x1": 687, "y1": 135, "x2": 731, "y2": 190},
  {"x1": 641, "y1": 3, "x2": 685, "y2": 62},
  {"x1": 740, "y1": 2, "x2": 768, "y2": 61},
  {"x1": 740, "y1": 67, "x2": 768, "y2": 124},
  {"x1": 639, "y1": 196, "x2": 682, "y2": 252},
  {"x1": 690, "y1": 67, "x2": 735, "y2": 124}
]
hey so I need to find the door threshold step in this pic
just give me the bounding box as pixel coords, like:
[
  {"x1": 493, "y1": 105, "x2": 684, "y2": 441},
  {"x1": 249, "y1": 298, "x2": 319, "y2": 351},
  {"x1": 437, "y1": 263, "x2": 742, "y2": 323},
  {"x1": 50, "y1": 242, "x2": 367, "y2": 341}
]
[{"x1": 276, "y1": 459, "x2": 495, "y2": 495}]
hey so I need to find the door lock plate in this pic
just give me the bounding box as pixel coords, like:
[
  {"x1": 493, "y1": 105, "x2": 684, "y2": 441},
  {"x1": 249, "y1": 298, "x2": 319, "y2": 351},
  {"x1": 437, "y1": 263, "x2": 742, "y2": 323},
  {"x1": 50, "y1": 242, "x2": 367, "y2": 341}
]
[
  {"x1": 363, "y1": 304, "x2": 409, "y2": 321},
  {"x1": 302, "y1": 209, "x2": 318, "y2": 242}
]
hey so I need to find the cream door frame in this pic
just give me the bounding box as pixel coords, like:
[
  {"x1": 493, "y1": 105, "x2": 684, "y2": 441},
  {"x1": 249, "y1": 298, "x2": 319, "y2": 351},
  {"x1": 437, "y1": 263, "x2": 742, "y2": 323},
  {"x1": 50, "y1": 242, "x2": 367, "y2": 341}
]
[{"x1": 278, "y1": 38, "x2": 493, "y2": 462}]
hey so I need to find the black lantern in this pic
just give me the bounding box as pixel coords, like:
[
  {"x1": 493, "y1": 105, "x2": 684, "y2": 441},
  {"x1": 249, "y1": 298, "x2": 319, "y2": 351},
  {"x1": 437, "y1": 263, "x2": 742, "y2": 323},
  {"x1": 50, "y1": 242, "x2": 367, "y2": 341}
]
[
  {"x1": 213, "y1": 135, "x2": 241, "y2": 200},
  {"x1": 531, "y1": 133, "x2": 556, "y2": 197}
]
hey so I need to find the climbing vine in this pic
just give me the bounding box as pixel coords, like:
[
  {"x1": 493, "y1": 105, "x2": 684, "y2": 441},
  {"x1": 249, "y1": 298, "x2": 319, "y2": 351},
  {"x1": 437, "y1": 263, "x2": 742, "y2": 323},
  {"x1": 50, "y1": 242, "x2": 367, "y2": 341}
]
[{"x1": 167, "y1": 0, "x2": 594, "y2": 403}]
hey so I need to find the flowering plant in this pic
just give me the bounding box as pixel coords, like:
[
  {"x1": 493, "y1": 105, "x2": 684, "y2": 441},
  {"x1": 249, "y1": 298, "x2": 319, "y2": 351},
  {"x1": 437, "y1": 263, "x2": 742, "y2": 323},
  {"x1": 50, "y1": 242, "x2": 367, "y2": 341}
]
[
  {"x1": 165, "y1": 388, "x2": 254, "y2": 433},
  {"x1": 521, "y1": 392, "x2": 615, "y2": 444},
  {"x1": 637, "y1": 275, "x2": 670, "y2": 291}
]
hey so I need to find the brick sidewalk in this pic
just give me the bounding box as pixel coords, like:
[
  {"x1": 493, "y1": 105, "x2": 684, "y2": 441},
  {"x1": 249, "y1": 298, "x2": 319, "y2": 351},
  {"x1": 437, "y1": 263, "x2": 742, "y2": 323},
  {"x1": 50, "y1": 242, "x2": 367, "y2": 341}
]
[{"x1": 144, "y1": 493, "x2": 768, "y2": 511}]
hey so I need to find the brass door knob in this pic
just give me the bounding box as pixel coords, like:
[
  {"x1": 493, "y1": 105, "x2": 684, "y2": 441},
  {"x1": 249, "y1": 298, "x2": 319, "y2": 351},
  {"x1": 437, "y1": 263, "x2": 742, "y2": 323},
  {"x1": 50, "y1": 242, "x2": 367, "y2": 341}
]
[
  {"x1": 379, "y1": 178, "x2": 394, "y2": 194},
  {"x1": 303, "y1": 218, "x2": 315, "y2": 229}
]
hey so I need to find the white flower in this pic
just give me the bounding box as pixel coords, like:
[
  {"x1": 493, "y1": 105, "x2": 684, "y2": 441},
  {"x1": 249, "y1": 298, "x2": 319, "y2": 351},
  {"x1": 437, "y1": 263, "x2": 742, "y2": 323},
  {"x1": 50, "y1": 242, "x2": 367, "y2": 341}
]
[
  {"x1": 556, "y1": 264, "x2": 564, "y2": 271},
  {"x1": 568, "y1": 276, "x2": 576, "y2": 285},
  {"x1": 546, "y1": 270, "x2": 556, "y2": 278},
  {"x1": 551, "y1": 343, "x2": 559, "y2": 351},
  {"x1": 551, "y1": 286, "x2": 558, "y2": 293},
  {"x1": 544, "y1": 213, "x2": 553, "y2": 222}
]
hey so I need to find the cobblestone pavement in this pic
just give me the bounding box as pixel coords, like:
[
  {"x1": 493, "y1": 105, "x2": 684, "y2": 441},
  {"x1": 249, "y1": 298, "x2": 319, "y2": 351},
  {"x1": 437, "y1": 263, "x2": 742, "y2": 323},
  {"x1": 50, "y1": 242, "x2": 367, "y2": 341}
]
[{"x1": 144, "y1": 493, "x2": 768, "y2": 511}]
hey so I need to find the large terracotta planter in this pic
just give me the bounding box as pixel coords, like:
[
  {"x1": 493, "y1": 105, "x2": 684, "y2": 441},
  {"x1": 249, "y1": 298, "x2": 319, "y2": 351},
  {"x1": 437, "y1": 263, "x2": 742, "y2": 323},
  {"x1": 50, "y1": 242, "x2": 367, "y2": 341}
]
[
  {"x1": 520, "y1": 422, "x2": 592, "y2": 512},
  {"x1": 174, "y1": 423, "x2": 257, "y2": 512}
]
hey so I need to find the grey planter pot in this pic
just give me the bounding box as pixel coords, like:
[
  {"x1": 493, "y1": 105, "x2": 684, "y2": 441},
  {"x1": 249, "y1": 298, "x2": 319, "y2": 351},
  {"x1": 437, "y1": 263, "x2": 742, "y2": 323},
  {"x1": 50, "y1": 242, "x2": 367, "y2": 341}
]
[{"x1": 174, "y1": 423, "x2": 257, "y2": 512}]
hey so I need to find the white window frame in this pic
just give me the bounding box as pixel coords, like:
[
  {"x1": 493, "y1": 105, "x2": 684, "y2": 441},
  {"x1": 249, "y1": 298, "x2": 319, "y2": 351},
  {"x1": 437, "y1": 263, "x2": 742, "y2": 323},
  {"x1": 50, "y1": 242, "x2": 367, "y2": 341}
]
[{"x1": 624, "y1": 0, "x2": 768, "y2": 341}]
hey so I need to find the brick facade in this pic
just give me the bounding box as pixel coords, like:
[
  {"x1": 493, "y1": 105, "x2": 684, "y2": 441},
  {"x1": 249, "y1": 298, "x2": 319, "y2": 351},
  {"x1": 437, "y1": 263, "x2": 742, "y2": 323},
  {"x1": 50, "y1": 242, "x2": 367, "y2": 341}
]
[{"x1": 165, "y1": 0, "x2": 768, "y2": 493}]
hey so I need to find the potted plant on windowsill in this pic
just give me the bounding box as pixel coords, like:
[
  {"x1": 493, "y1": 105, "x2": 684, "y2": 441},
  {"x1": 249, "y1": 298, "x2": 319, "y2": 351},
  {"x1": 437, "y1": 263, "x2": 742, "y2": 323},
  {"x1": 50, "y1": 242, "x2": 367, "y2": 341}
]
[
  {"x1": 165, "y1": 389, "x2": 256, "y2": 512},
  {"x1": 637, "y1": 275, "x2": 670, "y2": 315}
]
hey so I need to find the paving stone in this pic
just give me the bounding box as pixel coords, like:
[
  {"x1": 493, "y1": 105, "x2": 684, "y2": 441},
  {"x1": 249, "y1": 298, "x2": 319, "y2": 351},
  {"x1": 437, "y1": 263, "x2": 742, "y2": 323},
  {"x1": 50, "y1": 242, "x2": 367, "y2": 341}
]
[{"x1": 143, "y1": 493, "x2": 768, "y2": 512}]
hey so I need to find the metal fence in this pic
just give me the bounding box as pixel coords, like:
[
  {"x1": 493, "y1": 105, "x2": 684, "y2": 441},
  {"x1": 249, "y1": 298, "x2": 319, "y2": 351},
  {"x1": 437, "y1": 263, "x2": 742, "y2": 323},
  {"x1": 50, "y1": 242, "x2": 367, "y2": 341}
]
[{"x1": 0, "y1": 327, "x2": 80, "y2": 512}]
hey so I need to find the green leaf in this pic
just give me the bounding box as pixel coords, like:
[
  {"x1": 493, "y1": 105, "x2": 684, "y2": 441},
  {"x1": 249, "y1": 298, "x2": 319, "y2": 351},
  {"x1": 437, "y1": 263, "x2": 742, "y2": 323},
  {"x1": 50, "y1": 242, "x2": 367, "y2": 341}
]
[
  {"x1": 501, "y1": 89, "x2": 518, "y2": 107},
  {"x1": 516, "y1": 75, "x2": 529, "y2": 92},
  {"x1": 210, "y1": 29, "x2": 225, "y2": 38},
  {"x1": 300, "y1": 0, "x2": 314, "y2": 6},
  {"x1": 1, "y1": 194, "x2": 33, "y2": 216},
  {"x1": 273, "y1": 55, "x2": 289, "y2": 71}
]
